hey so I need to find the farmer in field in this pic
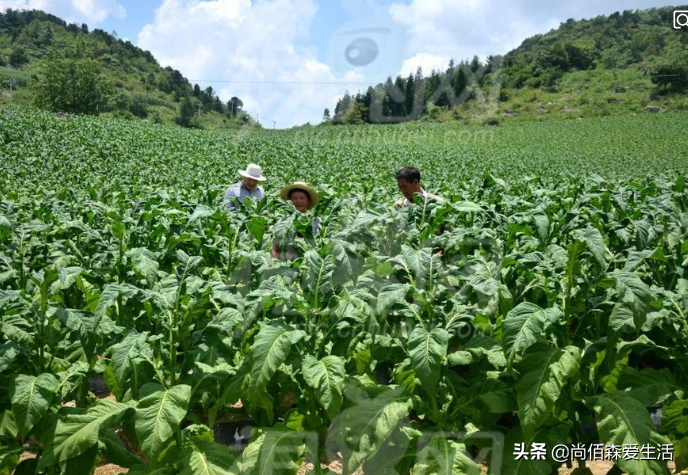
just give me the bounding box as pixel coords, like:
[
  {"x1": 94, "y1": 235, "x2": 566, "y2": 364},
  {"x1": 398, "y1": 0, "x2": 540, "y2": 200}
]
[
  {"x1": 224, "y1": 163, "x2": 265, "y2": 208},
  {"x1": 271, "y1": 182, "x2": 320, "y2": 260},
  {"x1": 394, "y1": 166, "x2": 443, "y2": 209}
]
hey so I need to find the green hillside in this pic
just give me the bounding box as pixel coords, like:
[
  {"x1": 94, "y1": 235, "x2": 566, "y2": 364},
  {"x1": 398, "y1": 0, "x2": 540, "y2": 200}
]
[
  {"x1": 0, "y1": 9, "x2": 258, "y2": 129},
  {"x1": 328, "y1": 5, "x2": 688, "y2": 125}
]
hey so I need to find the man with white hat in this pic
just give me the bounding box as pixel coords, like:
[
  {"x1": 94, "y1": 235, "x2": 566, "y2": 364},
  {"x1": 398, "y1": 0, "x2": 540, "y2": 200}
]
[{"x1": 224, "y1": 163, "x2": 266, "y2": 208}]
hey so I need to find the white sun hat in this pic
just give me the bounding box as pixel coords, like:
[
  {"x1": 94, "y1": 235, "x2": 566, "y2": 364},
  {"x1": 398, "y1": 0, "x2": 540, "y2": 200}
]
[{"x1": 238, "y1": 163, "x2": 266, "y2": 181}]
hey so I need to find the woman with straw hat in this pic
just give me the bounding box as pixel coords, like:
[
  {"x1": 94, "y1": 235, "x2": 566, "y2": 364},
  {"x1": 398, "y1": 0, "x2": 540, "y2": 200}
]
[{"x1": 271, "y1": 182, "x2": 320, "y2": 260}]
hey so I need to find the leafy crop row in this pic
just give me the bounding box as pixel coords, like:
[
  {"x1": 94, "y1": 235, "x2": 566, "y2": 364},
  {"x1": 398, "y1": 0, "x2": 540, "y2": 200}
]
[{"x1": 0, "y1": 106, "x2": 687, "y2": 475}]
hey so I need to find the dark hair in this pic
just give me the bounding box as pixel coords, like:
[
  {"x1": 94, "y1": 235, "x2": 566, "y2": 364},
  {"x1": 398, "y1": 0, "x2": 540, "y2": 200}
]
[
  {"x1": 395, "y1": 166, "x2": 421, "y2": 183},
  {"x1": 288, "y1": 188, "x2": 311, "y2": 201}
]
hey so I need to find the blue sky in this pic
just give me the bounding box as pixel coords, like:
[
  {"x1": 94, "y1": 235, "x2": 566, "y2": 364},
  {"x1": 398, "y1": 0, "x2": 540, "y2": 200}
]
[{"x1": 0, "y1": 0, "x2": 678, "y2": 126}]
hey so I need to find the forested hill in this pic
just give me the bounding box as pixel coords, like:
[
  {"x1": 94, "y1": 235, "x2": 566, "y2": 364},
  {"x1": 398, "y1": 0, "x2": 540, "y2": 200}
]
[
  {"x1": 0, "y1": 9, "x2": 258, "y2": 129},
  {"x1": 326, "y1": 5, "x2": 688, "y2": 125}
]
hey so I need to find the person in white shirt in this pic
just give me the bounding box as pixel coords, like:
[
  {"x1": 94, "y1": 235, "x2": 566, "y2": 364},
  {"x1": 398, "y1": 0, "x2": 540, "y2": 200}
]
[
  {"x1": 224, "y1": 163, "x2": 266, "y2": 209},
  {"x1": 393, "y1": 166, "x2": 443, "y2": 209}
]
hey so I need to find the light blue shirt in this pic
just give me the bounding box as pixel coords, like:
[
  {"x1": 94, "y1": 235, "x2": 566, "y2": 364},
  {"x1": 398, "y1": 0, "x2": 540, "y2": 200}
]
[{"x1": 224, "y1": 182, "x2": 264, "y2": 208}]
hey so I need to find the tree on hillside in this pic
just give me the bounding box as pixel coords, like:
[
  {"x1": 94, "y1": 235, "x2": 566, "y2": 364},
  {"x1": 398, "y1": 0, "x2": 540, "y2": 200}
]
[
  {"x1": 649, "y1": 45, "x2": 688, "y2": 92},
  {"x1": 176, "y1": 95, "x2": 197, "y2": 127},
  {"x1": 34, "y1": 41, "x2": 112, "y2": 114},
  {"x1": 228, "y1": 96, "x2": 243, "y2": 117},
  {"x1": 322, "y1": 108, "x2": 331, "y2": 122},
  {"x1": 9, "y1": 47, "x2": 28, "y2": 67}
]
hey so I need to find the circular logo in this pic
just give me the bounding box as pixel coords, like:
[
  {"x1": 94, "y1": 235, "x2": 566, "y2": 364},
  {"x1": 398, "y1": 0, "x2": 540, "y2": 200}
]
[{"x1": 345, "y1": 37, "x2": 379, "y2": 67}]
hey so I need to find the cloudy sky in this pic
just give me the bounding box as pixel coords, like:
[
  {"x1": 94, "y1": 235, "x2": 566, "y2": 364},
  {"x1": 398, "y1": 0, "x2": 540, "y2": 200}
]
[{"x1": 0, "y1": 0, "x2": 677, "y2": 127}]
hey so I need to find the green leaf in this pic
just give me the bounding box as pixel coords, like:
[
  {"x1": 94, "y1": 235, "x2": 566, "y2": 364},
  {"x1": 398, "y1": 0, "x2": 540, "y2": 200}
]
[
  {"x1": 95, "y1": 283, "x2": 140, "y2": 318},
  {"x1": 590, "y1": 392, "x2": 671, "y2": 475},
  {"x1": 376, "y1": 284, "x2": 411, "y2": 316},
  {"x1": 109, "y1": 331, "x2": 148, "y2": 396},
  {"x1": 663, "y1": 399, "x2": 688, "y2": 435},
  {"x1": 127, "y1": 248, "x2": 159, "y2": 284},
  {"x1": 329, "y1": 238, "x2": 357, "y2": 284},
  {"x1": 177, "y1": 250, "x2": 202, "y2": 275},
  {"x1": 0, "y1": 214, "x2": 12, "y2": 229},
  {"x1": 64, "y1": 443, "x2": 99, "y2": 475},
  {"x1": 413, "y1": 437, "x2": 481, "y2": 475},
  {"x1": 135, "y1": 383, "x2": 191, "y2": 462},
  {"x1": 246, "y1": 215, "x2": 266, "y2": 243},
  {"x1": 329, "y1": 386, "x2": 410, "y2": 474},
  {"x1": 39, "y1": 399, "x2": 132, "y2": 469},
  {"x1": 532, "y1": 211, "x2": 549, "y2": 245},
  {"x1": 248, "y1": 324, "x2": 305, "y2": 417},
  {"x1": 188, "y1": 205, "x2": 213, "y2": 224},
  {"x1": 516, "y1": 345, "x2": 581, "y2": 441},
  {"x1": 99, "y1": 430, "x2": 144, "y2": 469},
  {"x1": 10, "y1": 373, "x2": 59, "y2": 438},
  {"x1": 302, "y1": 355, "x2": 346, "y2": 419},
  {"x1": 0, "y1": 342, "x2": 21, "y2": 374},
  {"x1": 610, "y1": 272, "x2": 651, "y2": 333},
  {"x1": 0, "y1": 409, "x2": 18, "y2": 438},
  {"x1": 180, "y1": 439, "x2": 238, "y2": 475},
  {"x1": 572, "y1": 227, "x2": 607, "y2": 268},
  {"x1": 502, "y1": 303, "x2": 561, "y2": 365},
  {"x1": 616, "y1": 367, "x2": 679, "y2": 406},
  {"x1": 408, "y1": 326, "x2": 448, "y2": 395},
  {"x1": 57, "y1": 266, "x2": 84, "y2": 290},
  {"x1": 302, "y1": 250, "x2": 334, "y2": 305},
  {"x1": 253, "y1": 428, "x2": 312, "y2": 475},
  {"x1": 400, "y1": 245, "x2": 433, "y2": 289}
]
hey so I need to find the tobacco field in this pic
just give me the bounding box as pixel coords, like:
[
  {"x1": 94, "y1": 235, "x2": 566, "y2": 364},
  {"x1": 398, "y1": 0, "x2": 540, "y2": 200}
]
[{"x1": 1, "y1": 106, "x2": 688, "y2": 475}]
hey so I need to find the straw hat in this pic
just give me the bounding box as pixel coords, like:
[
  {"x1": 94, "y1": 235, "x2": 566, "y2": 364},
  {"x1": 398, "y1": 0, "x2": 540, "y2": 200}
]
[
  {"x1": 279, "y1": 182, "x2": 319, "y2": 209},
  {"x1": 238, "y1": 163, "x2": 266, "y2": 181}
]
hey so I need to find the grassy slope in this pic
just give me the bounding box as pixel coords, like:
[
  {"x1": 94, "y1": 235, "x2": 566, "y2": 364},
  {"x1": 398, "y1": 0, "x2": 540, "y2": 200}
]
[
  {"x1": 0, "y1": 13, "x2": 255, "y2": 130},
  {"x1": 437, "y1": 68, "x2": 688, "y2": 124}
]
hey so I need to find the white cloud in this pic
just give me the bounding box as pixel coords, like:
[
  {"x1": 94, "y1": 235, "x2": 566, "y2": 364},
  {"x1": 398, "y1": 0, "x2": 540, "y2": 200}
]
[
  {"x1": 137, "y1": 0, "x2": 367, "y2": 128},
  {"x1": 389, "y1": 0, "x2": 672, "y2": 71},
  {"x1": 0, "y1": 0, "x2": 125, "y2": 24},
  {"x1": 400, "y1": 52, "x2": 451, "y2": 76}
]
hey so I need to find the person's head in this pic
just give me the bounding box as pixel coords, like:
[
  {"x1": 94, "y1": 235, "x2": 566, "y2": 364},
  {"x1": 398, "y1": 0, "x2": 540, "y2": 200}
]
[
  {"x1": 395, "y1": 167, "x2": 422, "y2": 200},
  {"x1": 288, "y1": 189, "x2": 311, "y2": 213},
  {"x1": 238, "y1": 163, "x2": 266, "y2": 191},
  {"x1": 241, "y1": 176, "x2": 259, "y2": 191},
  {"x1": 280, "y1": 182, "x2": 319, "y2": 213}
]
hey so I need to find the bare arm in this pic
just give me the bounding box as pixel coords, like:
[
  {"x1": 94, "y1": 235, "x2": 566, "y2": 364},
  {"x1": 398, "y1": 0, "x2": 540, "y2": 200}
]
[{"x1": 271, "y1": 238, "x2": 281, "y2": 259}]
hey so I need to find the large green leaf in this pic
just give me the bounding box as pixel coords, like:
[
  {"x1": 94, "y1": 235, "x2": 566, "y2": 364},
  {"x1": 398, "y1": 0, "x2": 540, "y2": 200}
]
[
  {"x1": 39, "y1": 399, "x2": 132, "y2": 469},
  {"x1": 663, "y1": 399, "x2": 688, "y2": 472},
  {"x1": 516, "y1": 345, "x2": 581, "y2": 441},
  {"x1": 399, "y1": 245, "x2": 433, "y2": 289},
  {"x1": 302, "y1": 249, "x2": 334, "y2": 305},
  {"x1": 95, "y1": 283, "x2": 140, "y2": 318},
  {"x1": 408, "y1": 326, "x2": 448, "y2": 395},
  {"x1": 590, "y1": 392, "x2": 671, "y2": 475},
  {"x1": 109, "y1": 331, "x2": 149, "y2": 397},
  {"x1": 376, "y1": 283, "x2": 411, "y2": 315},
  {"x1": 572, "y1": 227, "x2": 607, "y2": 268},
  {"x1": 610, "y1": 272, "x2": 651, "y2": 333},
  {"x1": 252, "y1": 428, "x2": 313, "y2": 475},
  {"x1": 180, "y1": 439, "x2": 238, "y2": 475},
  {"x1": 10, "y1": 373, "x2": 59, "y2": 438},
  {"x1": 248, "y1": 323, "x2": 305, "y2": 416},
  {"x1": 502, "y1": 303, "x2": 561, "y2": 365},
  {"x1": 413, "y1": 437, "x2": 481, "y2": 475},
  {"x1": 329, "y1": 386, "x2": 410, "y2": 474},
  {"x1": 127, "y1": 247, "x2": 159, "y2": 284},
  {"x1": 135, "y1": 383, "x2": 191, "y2": 462},
  {"x1": 302, "y1": 355, "x2": 346, "y2": 419}
]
